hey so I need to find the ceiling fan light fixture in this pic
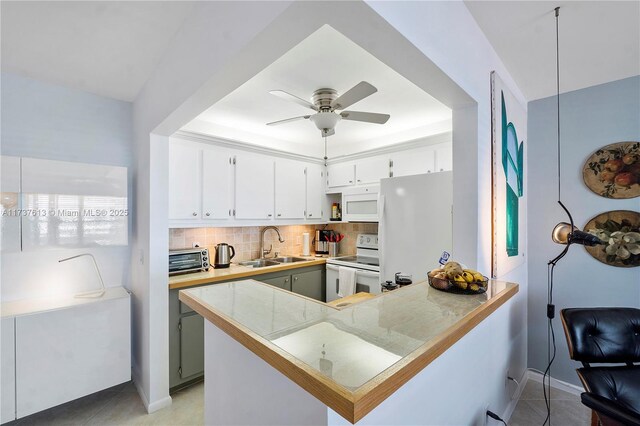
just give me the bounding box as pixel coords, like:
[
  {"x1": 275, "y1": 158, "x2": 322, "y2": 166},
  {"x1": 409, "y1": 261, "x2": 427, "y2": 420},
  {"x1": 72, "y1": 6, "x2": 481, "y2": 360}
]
[{"x1": 310, "y1": 111, "x2": 341, "y2": 133}]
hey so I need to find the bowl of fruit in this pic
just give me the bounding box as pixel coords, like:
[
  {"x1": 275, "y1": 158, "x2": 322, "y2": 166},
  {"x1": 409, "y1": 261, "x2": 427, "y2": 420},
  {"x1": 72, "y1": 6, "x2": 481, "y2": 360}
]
[{"x1": 428, "y1": 261, "x2": 488, "y2": 294}]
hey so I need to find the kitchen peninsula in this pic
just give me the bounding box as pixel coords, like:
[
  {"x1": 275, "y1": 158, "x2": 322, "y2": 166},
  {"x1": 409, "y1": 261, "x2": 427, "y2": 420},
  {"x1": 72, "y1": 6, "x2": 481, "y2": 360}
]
[{"x1": 180, "y1": 279, "x2": 518, "y2": 424}]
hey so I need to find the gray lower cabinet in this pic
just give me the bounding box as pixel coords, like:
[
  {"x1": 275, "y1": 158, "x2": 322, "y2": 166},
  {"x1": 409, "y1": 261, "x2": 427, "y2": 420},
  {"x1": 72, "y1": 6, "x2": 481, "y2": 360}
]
[
  {"x1": 179, "y1": 314, "x2": 204, "y2": 379},
  {"x1": 261, "y1": 275, "x2": 291, "y2": 291},
  {"x1": 291, "y1": 270, "x2": 324, "y2": 301},
  {"x1": 169, "y1": 263, "x2": 325, "y2": 391}
]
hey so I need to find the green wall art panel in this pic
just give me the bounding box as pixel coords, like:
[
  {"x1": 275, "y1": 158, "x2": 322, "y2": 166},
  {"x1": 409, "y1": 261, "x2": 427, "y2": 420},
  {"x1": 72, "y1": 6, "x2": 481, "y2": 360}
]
[{"x1": 491, "y1": 72, "x2": 527, "y2": 277}]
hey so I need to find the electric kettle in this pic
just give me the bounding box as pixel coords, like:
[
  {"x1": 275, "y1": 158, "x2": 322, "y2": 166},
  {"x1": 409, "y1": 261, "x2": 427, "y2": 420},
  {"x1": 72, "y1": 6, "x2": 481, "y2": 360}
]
[{"x1": 214, "y1": 243, "x2": 235, "y2": 268}]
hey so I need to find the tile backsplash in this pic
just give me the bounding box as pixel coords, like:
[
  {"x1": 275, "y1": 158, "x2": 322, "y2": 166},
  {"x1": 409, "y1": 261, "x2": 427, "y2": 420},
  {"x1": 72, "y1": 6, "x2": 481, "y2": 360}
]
[{"x1": 169, "y1": 223, "x2": 378, "y2": 262}]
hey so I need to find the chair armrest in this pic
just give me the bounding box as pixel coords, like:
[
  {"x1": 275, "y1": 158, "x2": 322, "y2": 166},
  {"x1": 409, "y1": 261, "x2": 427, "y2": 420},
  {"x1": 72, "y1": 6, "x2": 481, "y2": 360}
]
[{"x1": 581, "y1": 392, "x2": 640, "y2": 426}]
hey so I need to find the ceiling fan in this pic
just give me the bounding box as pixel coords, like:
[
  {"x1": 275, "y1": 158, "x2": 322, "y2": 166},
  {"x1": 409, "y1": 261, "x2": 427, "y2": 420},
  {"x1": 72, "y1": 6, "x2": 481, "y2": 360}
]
[{"x1": 266, "y1": 81, "x2": 390, "y2": 137}]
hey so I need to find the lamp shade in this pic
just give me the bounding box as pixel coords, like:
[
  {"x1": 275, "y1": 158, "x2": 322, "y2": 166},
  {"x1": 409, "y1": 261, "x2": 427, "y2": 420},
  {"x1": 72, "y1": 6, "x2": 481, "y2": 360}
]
[
  {"x1": 552, "y1": 222, "x2": 603, "y2": 246},
  {"x1": 552, "y1": 222, "x2": 574, "y2": 244}
]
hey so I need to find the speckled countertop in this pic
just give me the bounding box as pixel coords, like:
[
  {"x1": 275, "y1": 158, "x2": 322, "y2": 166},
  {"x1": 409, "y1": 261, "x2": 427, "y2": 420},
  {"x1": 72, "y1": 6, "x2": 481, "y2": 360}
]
[{"x1": 180, "y1": 278, "x2": 518, "y2": 422}]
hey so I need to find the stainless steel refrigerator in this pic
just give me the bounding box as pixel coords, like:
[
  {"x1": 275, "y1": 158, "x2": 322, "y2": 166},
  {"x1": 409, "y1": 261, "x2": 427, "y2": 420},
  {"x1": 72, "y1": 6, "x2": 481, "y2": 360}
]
[{"x1": 378, "y1": 172, "x2": 453, "y2": 284}]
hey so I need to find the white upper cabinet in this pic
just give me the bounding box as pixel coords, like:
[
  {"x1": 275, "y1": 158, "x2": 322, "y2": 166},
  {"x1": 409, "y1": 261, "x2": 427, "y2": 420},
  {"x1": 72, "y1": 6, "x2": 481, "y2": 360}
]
[
  {"x1": 355, "y1": 156, "x2": 390, "y2": 184},
  {"x1": 305, "y1": 163, "x2": 324, "y2": 220},
  {"x1": 19, "y1": 158, "x2": 128, "y2": 250},
  {"x1": 391, "y1": 147, "x2": 436, "y2": 177},
  {"x1": 274, "y1": 159, "x2": 306, "y2": 219},
  {"x1": 21, "y1": 158, "x2": 127, "y2": 197},
  {"x1": 327, "y1": 161, "x2": 355, "y2": 189},
  {"x1": 235, "y1": 152, "x2": 274, "y2": 220},
  {"x1": 1, "y1": 156, "x2": 21, "y2": 253},
  {"x1": 169, "y1": 142, "x2": 201, "y2": 220},
  {"x1": 202, "y1": 146, "x2": 232, "y2": 220},
  {"x1": 434, "y1": 142, "x2": 453, "y2": 172}
]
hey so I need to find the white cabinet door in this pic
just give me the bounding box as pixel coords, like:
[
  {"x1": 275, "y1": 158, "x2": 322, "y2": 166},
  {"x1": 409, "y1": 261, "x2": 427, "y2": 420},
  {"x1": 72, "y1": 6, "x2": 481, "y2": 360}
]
[
  {"x1": 274, "y1": 159, "x2": 306, "y2": 219},
  {"x1": 327, "y1": 162, "x2": 355, "y2": 188},
  {"x1": 1, "y1": 318, "x2": 15, "y2": 424},
  {"x1": 391, "y1": 147, "x2": 436, "y2": 177},
  {"x1": 169, "y1": 142, "x2": 201, "y2": 220},
  {"x1": 355, "y1": 156, "x2": 390, "y2": 184},
  {"x1": 434, "y1": 142, "x2": 453, "y2": 172},
  {"x1": 202, "y1": 147, "x2": 232, "y2": 220},
  {"x1": 305, "y1": 163, "x2": 324, "y2": 220},
  {"x1": 21, "y1": 158, "x2": 127, "y2": 197},
  {"x1": 15, "y1": 294, "x2": 130, "y2": 418},
  {"x1": 1, "y1": 156, "x2": 21, "y2": 253},
  {"x1": 235, "y1": 153, "x2": 274, "y2": 220}
]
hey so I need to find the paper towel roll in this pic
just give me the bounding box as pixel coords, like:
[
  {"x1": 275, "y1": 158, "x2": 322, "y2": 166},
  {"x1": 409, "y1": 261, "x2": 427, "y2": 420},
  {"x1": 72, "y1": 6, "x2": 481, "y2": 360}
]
[{"x1": 302, "y1": 233, "x2": 310, "y2": 256}]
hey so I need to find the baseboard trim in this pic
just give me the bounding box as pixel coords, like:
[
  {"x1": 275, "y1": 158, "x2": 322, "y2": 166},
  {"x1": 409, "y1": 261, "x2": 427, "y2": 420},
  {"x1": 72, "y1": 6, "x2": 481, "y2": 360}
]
[
  {"x1": 502, "y1": 370, "x2": 528, "y2": 422},
  {"x1": 132, "y1": 361, "x2": 173, "y2": 414},
  {"x1": 147, "y1": 395, "x2": 173, "y2": 414},
  {"x1": 526, "y1": 369, "x2": 583, "y2": 396}
]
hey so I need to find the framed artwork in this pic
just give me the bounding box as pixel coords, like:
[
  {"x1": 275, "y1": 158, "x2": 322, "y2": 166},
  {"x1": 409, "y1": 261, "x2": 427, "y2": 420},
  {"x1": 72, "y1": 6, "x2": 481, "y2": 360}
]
[
  {"x1": 491, "y1": 71, "x2": 526, "y2": 278},
  {"x1": 582, "y1": 141, "x2": 640, "y2": 199},
  {"x1": 583, "y1": 210, "x2": 640, "y2": 268}
]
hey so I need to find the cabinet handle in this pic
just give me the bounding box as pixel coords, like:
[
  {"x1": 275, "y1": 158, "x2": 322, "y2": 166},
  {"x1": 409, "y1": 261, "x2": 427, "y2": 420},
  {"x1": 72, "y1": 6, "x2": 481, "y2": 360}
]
[
  {"x1": 349, "y1": 180, "x2": 353, "y2": 183},
  {"x1": 308, "y1": 213, "x2": 313, "y2": 217},
  {"x1": 205, "y1": 212, "x2": 211, "y2": 217},
  {"x1": 277, "y1": 213, "x2": 281, "y2": 217},
  {"x1": 357, "y1": 179, "x2": 361, "y2": 183},
  {"x1": 192, "y1": 212, "x2": 197, "y2": 216},
  {"x1": 267, "y1": 213, "x2": 272, "y2": 217},
  {"x1": 285, "y1": 278, "x2": 289, "y2": 282},
  {"x1": 440, "y1": 168, "x2": 444, "y2": 172},
  {"x1": 294, "y1": 277, "x2": 298, "y2": 281}
]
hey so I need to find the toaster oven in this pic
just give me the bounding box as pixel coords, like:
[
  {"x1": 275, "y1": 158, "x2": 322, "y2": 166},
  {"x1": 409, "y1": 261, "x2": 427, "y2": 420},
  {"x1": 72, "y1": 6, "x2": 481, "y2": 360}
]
[{"x1": 169, "y1": 248, "x2": 210, "y2": 275}]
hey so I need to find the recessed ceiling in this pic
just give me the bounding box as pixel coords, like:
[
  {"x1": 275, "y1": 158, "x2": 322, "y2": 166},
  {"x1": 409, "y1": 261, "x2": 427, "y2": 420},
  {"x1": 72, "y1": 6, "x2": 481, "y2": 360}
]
[
  {"x1": 465, "y1": 1, "x2": 640, "y2": 101},
  {"x1": 1, "y1": 1, "x2": 196, "y2": 101},
  {"x1": 183, "y1": 25, "x2": 452, "y2": 154}
]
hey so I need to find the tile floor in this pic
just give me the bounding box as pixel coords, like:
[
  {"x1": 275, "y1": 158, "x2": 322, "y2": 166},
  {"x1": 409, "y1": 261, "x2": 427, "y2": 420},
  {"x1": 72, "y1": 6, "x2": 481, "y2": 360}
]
[
  {"x1": 509, "y1": 380, "x2": 591, "y2": 426},
  {"x1": 7, "y1": 378, "x2": 591, "y2": 425}
]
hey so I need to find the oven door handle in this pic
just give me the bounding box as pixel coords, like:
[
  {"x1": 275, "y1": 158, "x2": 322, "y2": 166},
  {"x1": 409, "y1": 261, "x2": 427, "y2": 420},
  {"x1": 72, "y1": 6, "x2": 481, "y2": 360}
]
[{"x1": 354, "y1": 269, "x2": 379, "y2": 278}]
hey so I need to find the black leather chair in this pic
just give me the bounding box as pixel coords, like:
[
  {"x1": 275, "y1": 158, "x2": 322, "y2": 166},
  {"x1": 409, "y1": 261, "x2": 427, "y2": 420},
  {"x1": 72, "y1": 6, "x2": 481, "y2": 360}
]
[{"x1": 560, "y1": 308, "x2": 640, "y2": 426}]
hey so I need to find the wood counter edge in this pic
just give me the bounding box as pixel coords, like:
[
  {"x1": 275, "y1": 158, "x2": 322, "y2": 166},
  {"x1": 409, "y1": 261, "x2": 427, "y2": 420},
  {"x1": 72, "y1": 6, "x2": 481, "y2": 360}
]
[
  {"x1": 180, "y1": 281, "x2": 519, "y2": 424},
  {"x1": 169, "y1": 258, "x2": 327, "y2": 289},
  {"x1": 352, "y1": 283, "x2": 519, "y2": 422},
  {"x1": 178, "y1": 289, "x2": 357, "y2": 422}
]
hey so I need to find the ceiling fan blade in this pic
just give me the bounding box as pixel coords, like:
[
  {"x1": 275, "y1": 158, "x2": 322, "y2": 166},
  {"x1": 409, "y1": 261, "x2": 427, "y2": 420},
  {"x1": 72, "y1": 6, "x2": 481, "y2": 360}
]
[
  {"x1": 269, "y1": 90, "x2": 318, "y2": 111},
  {"x1": 330, "y1": 81, "x2": 377, "y2": 110},
  {"x1": 340, "y1": 111, "x2": 390, "y2": 124},
  {"x1": 266, "y1": 115, "x2": 311, "y2": 126}
]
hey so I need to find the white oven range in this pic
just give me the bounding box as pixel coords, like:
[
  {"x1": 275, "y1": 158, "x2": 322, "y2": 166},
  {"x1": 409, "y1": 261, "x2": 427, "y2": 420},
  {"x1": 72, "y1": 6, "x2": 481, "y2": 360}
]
[{"x1": 325, "y1": 233, "x2": 380, "y2": 302}]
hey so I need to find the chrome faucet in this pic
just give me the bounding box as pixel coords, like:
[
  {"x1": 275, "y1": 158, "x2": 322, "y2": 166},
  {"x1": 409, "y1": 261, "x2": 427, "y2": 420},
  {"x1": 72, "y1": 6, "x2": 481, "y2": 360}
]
[{"x1": 260, "y1": 226, "x2": 284, "y2": 258}]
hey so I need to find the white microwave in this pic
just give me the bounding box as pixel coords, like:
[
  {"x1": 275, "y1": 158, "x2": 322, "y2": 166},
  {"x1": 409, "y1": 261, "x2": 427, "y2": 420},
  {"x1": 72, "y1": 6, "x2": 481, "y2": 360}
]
[{"x1": 342, "y1": 186, "x2": 379, "y2": 222}]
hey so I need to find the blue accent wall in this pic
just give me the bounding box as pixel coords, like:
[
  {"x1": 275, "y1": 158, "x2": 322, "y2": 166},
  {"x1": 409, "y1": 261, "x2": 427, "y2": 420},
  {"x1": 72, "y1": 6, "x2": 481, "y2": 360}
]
[{"x1": 527, "y1": 76, "x2": 640, "y2": 385}]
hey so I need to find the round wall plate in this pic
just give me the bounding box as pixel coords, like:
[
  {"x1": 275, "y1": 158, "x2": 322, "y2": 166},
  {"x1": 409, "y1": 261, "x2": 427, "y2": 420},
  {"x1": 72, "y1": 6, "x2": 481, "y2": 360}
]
[
  {"x1": 582, "y1": 141, "x2": 640, "y2": 199},
  {"x1": 583, "y1": 210, "x2": 640, "y2": 268}
]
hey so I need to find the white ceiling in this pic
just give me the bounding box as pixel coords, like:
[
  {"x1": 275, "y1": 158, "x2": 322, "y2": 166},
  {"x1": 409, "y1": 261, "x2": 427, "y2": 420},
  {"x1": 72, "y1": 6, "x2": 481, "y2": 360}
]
[
  {"x1": 0, "y1": 1, "x2": 196, "y2": 101},
  {"x1": 184, "y1": 25, "x2": 452, "y2": 152},
  {"x1": 465, "y1": 1, "x2": 640, "y2": 101}
]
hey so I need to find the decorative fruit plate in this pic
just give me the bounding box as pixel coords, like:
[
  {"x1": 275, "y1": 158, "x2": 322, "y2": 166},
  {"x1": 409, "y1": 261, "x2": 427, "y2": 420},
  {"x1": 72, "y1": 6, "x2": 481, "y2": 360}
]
[
  {"x1": 427, "y1": 272, "x2": 489, "y2": 295},
  {"x1": 582, "y1": 141, "x2": 640, "y2": 199}
]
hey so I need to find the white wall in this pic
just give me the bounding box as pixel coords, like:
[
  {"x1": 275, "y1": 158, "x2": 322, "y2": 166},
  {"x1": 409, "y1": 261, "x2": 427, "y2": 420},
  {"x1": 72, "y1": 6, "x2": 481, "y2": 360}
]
[
  {"x1": 129, "y1": 0, "x2": 529, "y2": 415},
  {"x1": 0, "y1": 73, "x2": 133, "y2": 301},
  {"x1": 527, "y1": 76, "x2": 640, "y2": 385},
  {"x1": 367, "y1": 1, "x2": 529, "y2": 417}
]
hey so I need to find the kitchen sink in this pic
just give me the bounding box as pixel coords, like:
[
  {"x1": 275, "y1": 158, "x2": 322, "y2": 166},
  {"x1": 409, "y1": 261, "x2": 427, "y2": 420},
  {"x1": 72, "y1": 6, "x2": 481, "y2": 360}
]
[
  {"x1": 238, "y1": 259, "x2": 281, "y2": 268},
  {"x1": 271, "y1": 256, "x2": 308, "y2": 263}
]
